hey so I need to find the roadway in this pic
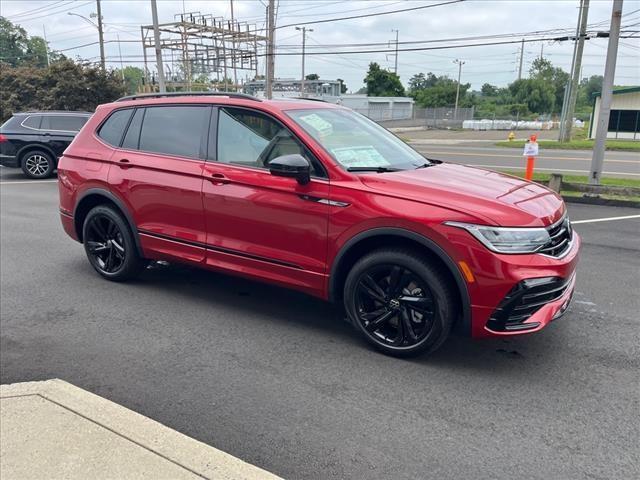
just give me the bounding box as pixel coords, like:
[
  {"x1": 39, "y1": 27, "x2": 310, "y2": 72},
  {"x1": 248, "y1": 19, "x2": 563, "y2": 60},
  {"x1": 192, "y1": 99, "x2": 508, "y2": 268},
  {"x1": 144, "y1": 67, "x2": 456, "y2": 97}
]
[
  {"x1": 1, "y1": 172, "x2": 639, "y2": 479},
  {"x1": 409, "y1": 143, "x2": 640, "y2": 178}
]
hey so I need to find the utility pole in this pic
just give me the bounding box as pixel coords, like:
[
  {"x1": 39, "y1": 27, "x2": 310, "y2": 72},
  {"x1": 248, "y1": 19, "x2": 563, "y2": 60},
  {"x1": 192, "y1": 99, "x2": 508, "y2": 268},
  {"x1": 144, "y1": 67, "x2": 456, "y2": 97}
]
[
  {"x1": 117, "y1": 34, "x2": 124, "y2": 82},
  {"x1": 230, "y1": 0, "x2": 238, "y2": 91},
  {"x1": 453, "y1": 59, "x2": 465, "y2": 120},
  {"x1": 265, "y1": 0, "x2": 275, "y2": 99},
  {"x1": 295, "y1": 26, "x2": 313, "y2": 97},
  {"x1": 391, "y1": 29, "x2": 399, "y2": 74},
  {"x1": 560, "y1": 0, "x2": 590, "y2": 142},
  {"x1": 589, "y1": 0, "x2": 623, "y2": 185},
  {"x1": 150, "y1": 0, "x2": 166, "y2": 92},
  {"x1": 42, "y1": 25, "x2": 50, "y2": 67},
  {"x1": 96, "y1": 0, "x2": 105, "y2": 71},
  {"x1": 517, "y1": 38, "x2": 524, "y2": 80}
]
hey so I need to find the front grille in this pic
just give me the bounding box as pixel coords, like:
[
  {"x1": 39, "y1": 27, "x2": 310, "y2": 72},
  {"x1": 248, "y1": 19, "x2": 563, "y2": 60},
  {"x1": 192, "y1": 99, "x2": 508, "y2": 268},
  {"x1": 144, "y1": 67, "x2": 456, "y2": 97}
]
[
  {"x1": 538, "y1": 216, "x2": 573, "y2": 257},
  {"x1": 487, "y1": 274, "x2": 575, "y2": 332}
]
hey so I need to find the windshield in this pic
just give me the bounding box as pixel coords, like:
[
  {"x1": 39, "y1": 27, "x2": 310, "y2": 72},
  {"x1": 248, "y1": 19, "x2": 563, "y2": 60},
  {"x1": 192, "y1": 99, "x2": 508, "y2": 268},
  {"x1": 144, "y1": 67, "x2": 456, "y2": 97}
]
[{"x1": 287, "y1": 108, "x2": 428, "y2": 171}]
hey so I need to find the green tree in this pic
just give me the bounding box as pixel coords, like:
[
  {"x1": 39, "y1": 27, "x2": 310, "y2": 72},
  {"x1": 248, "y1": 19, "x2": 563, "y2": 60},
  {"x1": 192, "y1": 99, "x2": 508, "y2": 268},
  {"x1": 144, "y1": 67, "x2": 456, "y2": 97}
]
[
  {"x1": 1, "y1": 59, "x2": 125, "y2": 122},
  {"x1": 364, "y1": 62, "x2": 404, "y2": 97},
  {"x1": 408, "y1": 72, "x2": 438, "y2": 95},
  {"x1": 120, "y1": 66, "x2": 144, "y2": 95},
  {"x1": 0, "y1": 16, "x2": 59, "y2": 67},
  {"x1": 305, "y1": 73, "x2": 319, "y2": 81},
  {"x1": 481, "y1": 83, "x2": 498, "y2": 97},
  {"x1": 509, "y1": 78, "x2": 554, "y2": 114},
  {"x1": 529, "y1": 57, "x2": 570, "y2": 112},
  {"x1": 412, "y1": 76, "x2": 470, "y2": 108}
]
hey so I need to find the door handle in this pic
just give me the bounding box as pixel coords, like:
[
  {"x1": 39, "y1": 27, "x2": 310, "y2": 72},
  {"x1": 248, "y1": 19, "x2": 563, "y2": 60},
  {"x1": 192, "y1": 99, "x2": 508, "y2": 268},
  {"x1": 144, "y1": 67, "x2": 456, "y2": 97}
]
[
  {"x1": 117, "y1": 158, "x2": 132, "y2": 168},
  {"x1": 209, "y1": 172, "x2": 230, "y2": 185}
]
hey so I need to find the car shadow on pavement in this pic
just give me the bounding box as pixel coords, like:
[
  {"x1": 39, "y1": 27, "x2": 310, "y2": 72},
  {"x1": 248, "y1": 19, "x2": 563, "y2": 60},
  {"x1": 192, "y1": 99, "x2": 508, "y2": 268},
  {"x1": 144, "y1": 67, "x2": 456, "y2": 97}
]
[{"x1": 124, "y1": 262, "x2": 565, "y2": 372}]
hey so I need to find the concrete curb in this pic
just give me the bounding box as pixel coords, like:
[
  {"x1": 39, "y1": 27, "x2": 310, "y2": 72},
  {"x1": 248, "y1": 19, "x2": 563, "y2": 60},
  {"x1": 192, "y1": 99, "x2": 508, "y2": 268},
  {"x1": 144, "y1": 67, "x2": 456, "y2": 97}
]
[
  {"x1": 561, "y1": 195, "x2": 640, "y2": 209},
  {"x1": 1, "y1": 379, "x2": 282, "y2": 480}
]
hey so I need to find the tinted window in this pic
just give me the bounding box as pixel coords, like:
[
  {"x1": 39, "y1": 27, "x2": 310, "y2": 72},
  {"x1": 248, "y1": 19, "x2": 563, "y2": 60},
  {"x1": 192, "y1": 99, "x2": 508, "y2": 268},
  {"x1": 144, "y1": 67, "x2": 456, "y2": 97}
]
[
  {"x1": 22, "y1": 116, "x2": 42, "y2": 129},
  {"x1": 139, "y1": 106, "x2": 209, "y2": 158},
  {"x1": 98, "y1": 109, "x2": 133, "y2": 147},
  {"x1": 216, "y1": 107, "x2": 321, "y2": 175},
  {"x1": 122, "y1": 108, "x2": 144, "y2": 150},
  {"x1": 43, "y1": 115, "x2": 88, "y2": 132}
]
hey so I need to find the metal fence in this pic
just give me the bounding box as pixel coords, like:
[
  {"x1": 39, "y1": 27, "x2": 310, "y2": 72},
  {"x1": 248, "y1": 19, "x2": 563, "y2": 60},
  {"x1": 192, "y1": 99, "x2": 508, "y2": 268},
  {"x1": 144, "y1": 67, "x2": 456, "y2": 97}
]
[{"x1": 366, "y1": 107, "x2": 475, "y2": 129}]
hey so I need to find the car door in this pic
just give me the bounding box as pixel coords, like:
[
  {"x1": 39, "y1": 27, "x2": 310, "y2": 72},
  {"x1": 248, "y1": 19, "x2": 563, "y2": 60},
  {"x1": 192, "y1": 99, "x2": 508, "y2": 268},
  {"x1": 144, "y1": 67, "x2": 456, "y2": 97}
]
[
  {"x1": 41, "y1": 114, "x2": 89, "y2": 157},
  {"x1": 202, "y1": 105, "x2": 330, "y2": 297},
  {"x1": 107, "y1": 105, "x2": 210, "y2": 263}
]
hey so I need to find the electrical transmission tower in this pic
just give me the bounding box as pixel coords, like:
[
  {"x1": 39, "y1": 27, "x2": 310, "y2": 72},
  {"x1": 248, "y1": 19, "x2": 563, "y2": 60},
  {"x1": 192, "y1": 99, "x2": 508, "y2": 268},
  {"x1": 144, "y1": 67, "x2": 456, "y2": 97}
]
[{"x1": 140, "y1": 11, "x2": 267, "y2": 92}]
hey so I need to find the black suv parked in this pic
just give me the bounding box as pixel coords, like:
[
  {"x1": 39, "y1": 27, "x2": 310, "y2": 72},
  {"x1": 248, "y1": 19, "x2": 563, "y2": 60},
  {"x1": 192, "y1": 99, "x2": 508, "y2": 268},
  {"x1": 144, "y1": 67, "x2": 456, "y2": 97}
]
[{"x1": 0, "y1": 111, "x2": 92, "y2": 178}]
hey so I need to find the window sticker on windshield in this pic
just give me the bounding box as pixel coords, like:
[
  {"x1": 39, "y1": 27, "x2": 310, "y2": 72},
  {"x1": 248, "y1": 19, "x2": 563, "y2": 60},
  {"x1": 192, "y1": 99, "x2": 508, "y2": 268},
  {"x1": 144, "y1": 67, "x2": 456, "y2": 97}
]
[
  {"x1": 331, "y1": 146, "x2": 389, "y2": 167},
  {"x1": 298, "y1": 113, "x2": 333, "y2": 137}
]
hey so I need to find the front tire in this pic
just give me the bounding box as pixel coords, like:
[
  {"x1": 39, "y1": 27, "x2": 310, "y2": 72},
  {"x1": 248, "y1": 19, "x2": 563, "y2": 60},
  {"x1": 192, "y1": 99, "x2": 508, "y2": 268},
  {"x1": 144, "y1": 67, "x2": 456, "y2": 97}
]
[
  {"x1": 82, "y1": 205, "x2": 144, "y2": 282},
  {"x1": 343, "y1": 249, "x2": 456, "y2": 357},
  {"x1": 21, "y1": 150, "x2": 55, "y2": 179}
]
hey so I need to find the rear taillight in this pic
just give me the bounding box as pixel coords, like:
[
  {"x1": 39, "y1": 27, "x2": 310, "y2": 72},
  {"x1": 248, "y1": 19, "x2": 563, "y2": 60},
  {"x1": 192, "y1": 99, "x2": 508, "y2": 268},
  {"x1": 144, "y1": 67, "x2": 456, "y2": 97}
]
[{"x1": 0, "y1": 134, "x2": 7, "y2": 143}]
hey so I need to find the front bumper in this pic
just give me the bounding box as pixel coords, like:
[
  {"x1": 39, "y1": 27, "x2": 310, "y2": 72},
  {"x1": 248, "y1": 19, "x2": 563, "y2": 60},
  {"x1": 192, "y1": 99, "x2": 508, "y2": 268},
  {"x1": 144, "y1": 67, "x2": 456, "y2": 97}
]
[{"x1": 437, "y1": 220, "x2": 581, "y2": 339}]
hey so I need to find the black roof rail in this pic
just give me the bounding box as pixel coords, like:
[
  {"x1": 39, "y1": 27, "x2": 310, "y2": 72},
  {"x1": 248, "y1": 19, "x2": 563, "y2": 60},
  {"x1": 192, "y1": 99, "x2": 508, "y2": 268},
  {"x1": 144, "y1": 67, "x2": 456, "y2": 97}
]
[
  {"x1": 116, "y1": 92, "x2": 261, "y2": 102},
  {"x1": 293, "y1": 97, "x2": 327, "y2": 103}
]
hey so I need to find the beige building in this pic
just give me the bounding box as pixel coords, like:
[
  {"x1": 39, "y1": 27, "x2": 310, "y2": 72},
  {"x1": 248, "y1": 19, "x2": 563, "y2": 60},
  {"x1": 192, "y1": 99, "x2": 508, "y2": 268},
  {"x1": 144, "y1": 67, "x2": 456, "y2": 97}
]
[{"x1": 589, "y1": 86, "x2": 640, "y2": 140}]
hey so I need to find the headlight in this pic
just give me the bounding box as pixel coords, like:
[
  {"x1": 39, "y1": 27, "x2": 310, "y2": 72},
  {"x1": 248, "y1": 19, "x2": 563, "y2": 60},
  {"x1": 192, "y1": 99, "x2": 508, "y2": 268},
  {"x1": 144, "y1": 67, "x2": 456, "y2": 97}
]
[{"x1": 445, "y1": 221, "x2": 550, "y2": 254}]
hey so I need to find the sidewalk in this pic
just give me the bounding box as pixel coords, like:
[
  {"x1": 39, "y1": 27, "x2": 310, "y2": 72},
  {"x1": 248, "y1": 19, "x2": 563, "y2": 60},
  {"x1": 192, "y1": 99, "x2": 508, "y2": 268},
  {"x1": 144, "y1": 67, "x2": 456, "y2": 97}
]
[{"x1": 0, "y1": 379, "x2": 282, "y2": 480}]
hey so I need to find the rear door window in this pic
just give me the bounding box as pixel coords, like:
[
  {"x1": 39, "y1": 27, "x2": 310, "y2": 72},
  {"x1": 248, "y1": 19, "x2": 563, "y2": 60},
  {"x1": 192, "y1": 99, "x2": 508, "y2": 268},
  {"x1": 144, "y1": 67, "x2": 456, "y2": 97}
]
[
  {"x1": 98, "y1": 109, "x2": 133, "y2": 147},
  {"x1": 138, "y1": 106, "x2": 209, "y2": 159}
]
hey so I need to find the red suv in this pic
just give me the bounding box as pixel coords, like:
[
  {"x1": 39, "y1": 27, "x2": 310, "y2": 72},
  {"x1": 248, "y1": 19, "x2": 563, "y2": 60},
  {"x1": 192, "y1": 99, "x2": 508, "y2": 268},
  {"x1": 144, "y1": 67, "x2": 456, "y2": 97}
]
[{"x1": 58, "y1": 93, "x2": 580, "y2": 356}]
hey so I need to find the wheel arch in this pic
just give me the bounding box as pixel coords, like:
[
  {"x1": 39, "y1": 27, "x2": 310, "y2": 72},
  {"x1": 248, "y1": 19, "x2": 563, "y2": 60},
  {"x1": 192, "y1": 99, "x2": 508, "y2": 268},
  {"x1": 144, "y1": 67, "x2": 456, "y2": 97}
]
[
  {"x1": 329, "y1": 227, "x2": 471, "y2": 336},
  {"x1": 73, "y1": 188, "x2": 144, "y2": 257},
  {"x1": 17, "y1": 144, "x2": 57, "y2": 164}
]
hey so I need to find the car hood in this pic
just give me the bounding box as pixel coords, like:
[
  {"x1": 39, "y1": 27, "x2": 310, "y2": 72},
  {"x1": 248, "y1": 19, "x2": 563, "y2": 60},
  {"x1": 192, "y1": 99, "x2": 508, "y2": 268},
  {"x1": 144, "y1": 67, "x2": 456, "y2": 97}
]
[{"x1": 360, "y1": 163, "x2": 565, "y2": 227}]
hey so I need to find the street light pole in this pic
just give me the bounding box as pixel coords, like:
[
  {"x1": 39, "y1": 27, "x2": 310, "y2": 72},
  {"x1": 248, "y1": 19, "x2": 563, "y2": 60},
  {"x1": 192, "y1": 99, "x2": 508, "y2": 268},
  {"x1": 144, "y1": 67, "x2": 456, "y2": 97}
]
[
  {"x1": 296, "y1": 26, "x2": 313, "y2": 97},
  {"x1": 453, "y1": 59, "x2": 465, "y2": 120},
  {"x1": 589, "y1": 0, "x2": 623, "y2": 185},
  {"x1": 96, "y1": 0, "x2": 105, "y2": 71}
]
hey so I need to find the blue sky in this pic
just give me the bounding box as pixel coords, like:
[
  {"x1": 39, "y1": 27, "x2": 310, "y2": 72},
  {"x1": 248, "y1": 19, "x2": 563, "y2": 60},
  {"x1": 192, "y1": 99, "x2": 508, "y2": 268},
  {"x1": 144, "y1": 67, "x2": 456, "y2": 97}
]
[{"x1": 2, "y1": 0, "x2": 639, "y2": 92}]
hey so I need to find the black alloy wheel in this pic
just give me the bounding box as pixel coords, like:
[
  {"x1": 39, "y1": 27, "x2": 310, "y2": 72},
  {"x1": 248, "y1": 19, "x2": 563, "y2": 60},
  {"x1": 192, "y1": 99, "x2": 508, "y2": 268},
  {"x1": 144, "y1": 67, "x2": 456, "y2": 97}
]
[
  {"x1": 355, "y1": 265, "x2": 436, "y2": 348},
  {"x1": 82, "y1": 205, "x2": 145, "y2": 281},
  {"x1": 85, "y1": 214, "x2": 127, "y2": 274},
  {"x1": 344, "y1": 249, "x2": 456, "y2": 357}
]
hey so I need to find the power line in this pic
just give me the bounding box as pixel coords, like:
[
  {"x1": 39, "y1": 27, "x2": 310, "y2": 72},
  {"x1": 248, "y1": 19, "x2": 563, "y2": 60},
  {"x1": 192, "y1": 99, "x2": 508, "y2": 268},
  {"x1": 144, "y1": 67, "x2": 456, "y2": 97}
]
[
  {"x1": 9, "y1": 1, "x2": 93, "y2": 23},
  {"x1": 6, "y1": 1, "x2": 70, "y2": 19},
  {"x1": 276, "y1": 0, "x2": 465, "y2": 30}
]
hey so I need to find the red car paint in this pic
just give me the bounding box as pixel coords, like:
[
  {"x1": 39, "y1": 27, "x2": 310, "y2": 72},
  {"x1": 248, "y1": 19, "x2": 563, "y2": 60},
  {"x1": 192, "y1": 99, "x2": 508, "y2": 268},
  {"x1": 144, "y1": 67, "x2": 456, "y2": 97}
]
[{"x1": 58, "y1": 95, "x2": 579, "y2": 339}]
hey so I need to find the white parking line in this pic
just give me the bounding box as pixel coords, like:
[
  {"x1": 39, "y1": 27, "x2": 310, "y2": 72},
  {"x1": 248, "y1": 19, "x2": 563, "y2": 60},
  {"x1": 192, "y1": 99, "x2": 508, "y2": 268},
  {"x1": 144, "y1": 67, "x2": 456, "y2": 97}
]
[
  {"x1": 572, "y1": 215, "x2": 640, "y2": 224},
  {"x1": 0, "y1": 180, "x2": 58, "y2": 185}
]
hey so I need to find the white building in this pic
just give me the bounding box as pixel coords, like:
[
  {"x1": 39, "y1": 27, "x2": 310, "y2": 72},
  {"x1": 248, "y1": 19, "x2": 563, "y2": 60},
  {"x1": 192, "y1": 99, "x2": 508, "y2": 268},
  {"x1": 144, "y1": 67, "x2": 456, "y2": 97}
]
[
  {"x1": 339, "y1": 95, "x2": 414, "y2": 121},
  {"x1": 589, "y1": 86, "x2": 640, "y2": 140}
]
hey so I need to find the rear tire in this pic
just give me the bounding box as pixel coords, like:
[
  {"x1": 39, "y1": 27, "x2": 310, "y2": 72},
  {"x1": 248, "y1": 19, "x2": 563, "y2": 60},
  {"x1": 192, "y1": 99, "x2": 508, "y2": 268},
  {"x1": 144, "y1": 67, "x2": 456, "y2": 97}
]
[
  {"x1": 82, "y1": 205, "x2": 144, "y2": 282},
  {"x1": 343, "y1": 249, "x2": 456, "y2": 357},
  {"x1": 21, "y1": 150, "x2": 55, "y2": 179}
]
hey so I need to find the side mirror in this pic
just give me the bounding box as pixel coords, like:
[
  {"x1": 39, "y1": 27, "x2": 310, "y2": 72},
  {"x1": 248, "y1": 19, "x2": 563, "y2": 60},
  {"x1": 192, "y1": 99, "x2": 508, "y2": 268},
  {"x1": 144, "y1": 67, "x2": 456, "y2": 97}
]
[{"x1": 268, "y1": 154, "x2": 311, "y2": 185}]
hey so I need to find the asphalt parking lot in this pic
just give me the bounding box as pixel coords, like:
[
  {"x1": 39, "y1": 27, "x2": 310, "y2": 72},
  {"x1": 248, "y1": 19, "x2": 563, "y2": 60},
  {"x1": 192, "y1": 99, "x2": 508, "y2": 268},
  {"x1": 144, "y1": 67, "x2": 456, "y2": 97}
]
[{"x1": 1, "y1": 168, "x2": 639, "y2": 479}]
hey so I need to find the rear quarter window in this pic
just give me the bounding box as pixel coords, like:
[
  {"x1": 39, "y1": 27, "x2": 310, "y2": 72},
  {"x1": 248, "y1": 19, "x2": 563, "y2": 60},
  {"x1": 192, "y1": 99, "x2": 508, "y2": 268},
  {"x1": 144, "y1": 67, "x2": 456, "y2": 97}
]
[
  {"x1": 21, "y1": 116, "x2": 42, "y2": 129},
  {"x1": 43, "y1": 115, "x2": 89, "y2": 132},
  {"x1": 97, "y1": 109, "x2": 133, "y2": 147}
]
